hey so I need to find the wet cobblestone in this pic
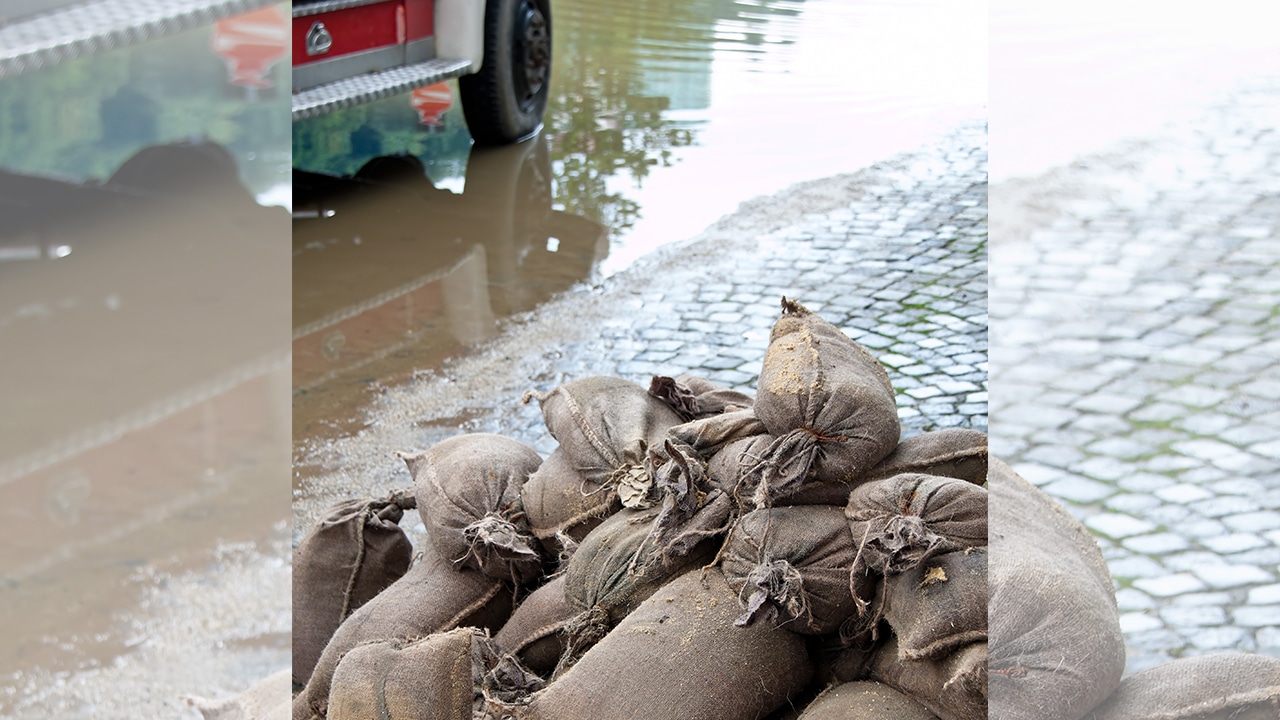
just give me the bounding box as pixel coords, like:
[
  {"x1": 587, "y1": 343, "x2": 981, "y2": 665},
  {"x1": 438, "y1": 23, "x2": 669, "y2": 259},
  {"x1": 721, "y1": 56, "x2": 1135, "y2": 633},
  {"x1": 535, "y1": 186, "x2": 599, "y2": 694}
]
[
  {"x1": 296, "y1": 120, "x2": 988, "y2": 542},
  {"x1": 991, "y1": 79, "x2": 1280, "y2": 673}
]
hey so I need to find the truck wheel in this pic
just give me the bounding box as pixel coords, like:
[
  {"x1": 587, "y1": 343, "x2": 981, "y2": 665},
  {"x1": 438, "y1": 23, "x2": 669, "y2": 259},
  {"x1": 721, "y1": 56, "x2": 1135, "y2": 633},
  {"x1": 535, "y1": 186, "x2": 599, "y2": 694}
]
[{"x1": 459, "y1": 0, "x2": 551, "y2": 146}]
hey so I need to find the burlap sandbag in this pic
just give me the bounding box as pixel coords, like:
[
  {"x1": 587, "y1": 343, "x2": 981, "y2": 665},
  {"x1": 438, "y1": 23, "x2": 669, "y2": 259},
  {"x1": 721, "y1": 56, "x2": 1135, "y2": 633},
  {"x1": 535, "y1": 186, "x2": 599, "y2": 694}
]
[
  {"x1": 649, "y1": 374, "x2": 754, "y2": 421},
  {"x1": 719, "y1": 429, "x2": 989, "y2": 509},
  {"x1": 750, "y1": 298, "x2": 900, "y2": 504},
  {"x1": 557, "y1": 507, "x2": 717, "y2": 674},
  {"x1": 988, "y1": 456, "x2": 1125, "y2": 720},
  {"x1": 1083, "y1": 653, "x2": 1280, "y2": 720},
  {"x1": 861, "y1": 428, "x2": 988, "y2": 486},
  {"x1": 883, "y1": 547, "x2": 987, "y2": 661},
  {"x1": 521, "y1": 376, "x2": 684, "y2": 487},
  {"x1": 520, "y1": 447, "x2": 619, "y2": 556},
  {"x1": 845, "y1": 473, "x2": 988, "y2": 567},
  {"x1": 721, "y1": 505, "x2": 860, "y2": 635},
  {"x1": 293, "y1": 546, "x2": 513, "y2": 720},
  {"x1": 511, "y1": 568, "x2": 813, "y2": 720},
  {"x1": 871, "y1": 636, "x2": 987, "y2": 720},
  {"x1": 493, "y1": 575, "x2": 575, "y2": 678},
  {"x1": 845, "y1": 473, "x2": 987, "y2": 619},
  {"x1": 797, "y1": 680, "x2": 939, "y2": 720},
  {"x1": 292, "y1": 492, "x2": 415, "y2": 687},
  {"x1": 327, "y1": 628, "x2": 478, "y2": 720},
  {"x1": 330, "y1": 628, "x2": 547, "y2": 720},
  {"x1": 397, "y1": 433, "x2": 544, "y2": 586}
]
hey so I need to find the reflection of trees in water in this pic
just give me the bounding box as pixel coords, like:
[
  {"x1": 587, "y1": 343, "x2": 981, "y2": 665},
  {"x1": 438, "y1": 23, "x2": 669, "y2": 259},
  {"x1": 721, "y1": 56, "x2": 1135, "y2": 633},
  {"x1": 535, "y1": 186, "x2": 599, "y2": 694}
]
[{"x1": 546, "y1": 0, "x2": 804, "y2": 237}]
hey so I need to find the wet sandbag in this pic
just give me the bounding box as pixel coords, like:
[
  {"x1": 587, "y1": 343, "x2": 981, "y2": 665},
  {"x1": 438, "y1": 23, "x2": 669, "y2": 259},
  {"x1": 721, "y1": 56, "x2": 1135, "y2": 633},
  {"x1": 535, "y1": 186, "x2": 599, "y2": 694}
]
[
  {"x1": 493, "y1": 575, "x2": 575, "y2": 678},
  {"x1": 520, "y1": 446, "x2": 619, "y2": 556},
  {"x1": 327, "y1": 628, "x2": 479, "y2": 720},
  {"x1": 330, "y1": 627, "x2": 545, "y2": 720},
  {"x1": 557, "y1": 507, "x2": 717, "y2": 674},
  {"x1": 988, "y1": 456, "x2": 1125, "y2": 720},
  {"x1": 292, "y1": 492, "x2": 415, "y2": 686},
  {"x1": 1083, "y1": 653, "x2": 1280, "y2": 720},
  {"x1": 293, "y1": 546, "x2": 513, "y2": 720},
  {"x1": 649, "y1": 374, "x2": 755, "y2": 421},
  {"x1": 721, "y1": 505, "x2": 860, "y2": 635},
  {"x1": 397, "y1": 433, "x2": 544, "y2": 585},
  {"x1": 516, "y1": 568, "x2": 813, "y2": 720},
  {"x1": 861, "y1": 428, "x2": 988, "y2": 486},
  {"x1": 521, "y1": 376, "x2": 684, "y2": 487},
  {"x1": 750, "y1": 298, "x2": 900, "y2": 504},
  {"x1": 845, "y1": 473, "x2": 987, "y2": 583},
  {"x1": 796, "y1": 680, "x2": 939, "y2": 720},
  {"x1": 883, "y1": 547, "x2": 987, "y2": 661},
  {"x1": 871, "y1": 636, "x2": 987, "y2": 720}
]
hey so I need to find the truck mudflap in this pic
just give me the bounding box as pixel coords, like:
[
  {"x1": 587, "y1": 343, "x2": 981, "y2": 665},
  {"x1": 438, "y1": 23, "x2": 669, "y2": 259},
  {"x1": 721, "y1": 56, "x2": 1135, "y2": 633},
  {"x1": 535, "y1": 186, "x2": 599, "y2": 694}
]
[
  {"x1": 291, "y1": 57, "x2": 471, "y2": 121},
  {"x1": 0, "y1": 0, "x2": 278, "y2": 79}
]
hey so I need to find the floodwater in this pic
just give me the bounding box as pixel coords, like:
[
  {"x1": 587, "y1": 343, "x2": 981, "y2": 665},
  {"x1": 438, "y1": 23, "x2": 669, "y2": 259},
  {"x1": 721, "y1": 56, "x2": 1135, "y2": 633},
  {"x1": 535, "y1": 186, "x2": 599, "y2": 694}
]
[
  {"x1": 0, "y1": 4, "x2": 292, "y2": 717},
  {"x1": 292, "y1": 0, "x2": 988, "y2": 487},
  {"x1": 990, "y1": 0, "x2": 1280, "y2": 182}
]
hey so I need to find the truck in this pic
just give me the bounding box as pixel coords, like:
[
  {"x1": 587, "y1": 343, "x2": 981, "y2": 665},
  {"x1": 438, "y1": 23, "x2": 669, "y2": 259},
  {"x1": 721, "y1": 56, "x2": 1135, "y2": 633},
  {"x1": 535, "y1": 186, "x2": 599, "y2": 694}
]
[{"x1": 291, "y1": 0, "x2": 552, "y2": 144}]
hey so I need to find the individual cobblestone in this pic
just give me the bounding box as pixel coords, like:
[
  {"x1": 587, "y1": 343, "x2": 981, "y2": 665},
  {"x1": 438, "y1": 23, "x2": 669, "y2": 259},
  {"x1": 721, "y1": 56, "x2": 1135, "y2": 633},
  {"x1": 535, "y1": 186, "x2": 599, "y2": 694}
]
[{"x1": 991, "y1": 79, "x2": 1280, "y2": 672}]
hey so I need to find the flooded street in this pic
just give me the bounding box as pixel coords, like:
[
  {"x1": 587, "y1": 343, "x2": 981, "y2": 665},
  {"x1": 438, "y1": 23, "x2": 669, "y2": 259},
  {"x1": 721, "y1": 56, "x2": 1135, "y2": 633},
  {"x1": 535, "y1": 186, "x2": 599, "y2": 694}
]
[
  {"x1": 1, "y1": 4, "x2": 292, "y2": 716},
  {"x1": 292, "y1": 0, "x2": 987, "y2": 495}
]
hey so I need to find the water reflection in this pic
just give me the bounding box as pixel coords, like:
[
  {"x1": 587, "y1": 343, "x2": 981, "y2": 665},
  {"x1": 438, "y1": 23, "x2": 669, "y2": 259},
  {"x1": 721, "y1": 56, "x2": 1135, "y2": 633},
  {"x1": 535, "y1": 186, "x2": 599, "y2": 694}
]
[
  {"x1": 292, "y1": 135, "x2": 609, "y2": 449},
  {"x1": 0, "y1": 3, "x2": 290, "y2": 714}
]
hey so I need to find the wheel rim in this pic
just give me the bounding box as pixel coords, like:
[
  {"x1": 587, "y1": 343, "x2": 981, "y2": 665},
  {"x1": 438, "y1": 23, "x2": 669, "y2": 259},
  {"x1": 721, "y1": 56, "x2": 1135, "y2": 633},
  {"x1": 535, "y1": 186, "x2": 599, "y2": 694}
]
[{"x1": 512, "y1": 0, "x2": 550, "y2": 113}]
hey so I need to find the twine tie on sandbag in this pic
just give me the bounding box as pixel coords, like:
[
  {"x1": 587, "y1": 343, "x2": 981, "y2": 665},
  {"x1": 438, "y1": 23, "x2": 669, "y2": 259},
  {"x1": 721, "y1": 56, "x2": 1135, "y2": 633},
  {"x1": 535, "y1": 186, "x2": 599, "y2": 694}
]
[
  {"x1": 474, "y1": 635, "x2": 546, "y2": 705},
  {"x1": 461, "y1": 512, "x2": 541, "y2": 581},
  {"x1": 648, "y1": 375, "x2": 699, "y2": 422},
  {"x1": 735, "y1": 558, "x2": 810, "y2": 629},
  {"x1": 554, "y1": 605, "x2": 611, "y2": 679}
]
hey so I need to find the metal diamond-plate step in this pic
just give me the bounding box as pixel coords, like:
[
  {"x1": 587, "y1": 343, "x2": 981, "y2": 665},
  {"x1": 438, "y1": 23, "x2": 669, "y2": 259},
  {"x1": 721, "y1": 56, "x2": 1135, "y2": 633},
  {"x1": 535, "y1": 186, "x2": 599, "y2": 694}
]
[
  {"x1": 292, "y1": 58, "x2": 472, "y2": 121},
  {"x1": 0, "y1": 0, "x2": 279, "y2": 79}
]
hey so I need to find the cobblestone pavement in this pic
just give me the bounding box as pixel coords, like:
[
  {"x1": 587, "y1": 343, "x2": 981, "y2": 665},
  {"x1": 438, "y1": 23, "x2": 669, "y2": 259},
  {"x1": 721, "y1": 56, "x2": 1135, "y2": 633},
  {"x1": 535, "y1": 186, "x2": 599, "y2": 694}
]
[
  {"x1": 294, "y1": 120, "x2": 987, "y2": 538},
  {"x1": 990, "y1": 79, "x2": 1280, "y2": 674}
]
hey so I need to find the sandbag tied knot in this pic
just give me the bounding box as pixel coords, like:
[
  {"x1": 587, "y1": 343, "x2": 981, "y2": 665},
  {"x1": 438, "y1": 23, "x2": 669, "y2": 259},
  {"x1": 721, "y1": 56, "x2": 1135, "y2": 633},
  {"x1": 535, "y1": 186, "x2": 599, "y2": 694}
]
[
  {"x1": 461, "y1": 512, "x2": 542, "y2": 580},
  {"x1": 855, "y1": 513, "x2": 951, "y2": 577},
  {"x1": 473, "y1": 634, "x2": 546, "y2": 706},
  {"x1": 648, "y1": 375, "x2": 700, "y2": 422},
  {"x1": 748, "y1": 427, "x2": 822, "y2": 508},
  {"x1": 554, "y1": 605, "x2": 611, "y2": 679},
  {"x1": 735, "y1": 558, "x2": 809, "y2": 629}
]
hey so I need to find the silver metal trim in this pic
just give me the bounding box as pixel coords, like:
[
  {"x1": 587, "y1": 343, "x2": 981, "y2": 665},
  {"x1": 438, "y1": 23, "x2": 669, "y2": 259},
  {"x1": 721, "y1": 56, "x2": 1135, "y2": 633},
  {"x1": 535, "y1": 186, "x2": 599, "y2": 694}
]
[
  {"x1": 291, "y1": 0, "x2": 393, "y2": 19},
  {"x1": 292, "y1": 57, "x2": 471, "y2": 121},
  {"x1": 0, "y1": 0, "x2": 280, "y2": 80},
  {"x1": 293, "y1": 44, "x2": 404, "y2": 92},
  {"x1": 404, "y1": 35, "x2": 435, "y2": 64}
]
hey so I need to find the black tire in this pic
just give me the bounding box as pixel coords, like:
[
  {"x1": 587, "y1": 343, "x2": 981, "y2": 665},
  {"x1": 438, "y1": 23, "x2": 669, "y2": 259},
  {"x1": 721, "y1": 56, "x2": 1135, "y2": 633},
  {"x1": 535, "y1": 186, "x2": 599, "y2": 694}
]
[{"x1": 458, "y1": 0, "x2": 552, "y2": 146}]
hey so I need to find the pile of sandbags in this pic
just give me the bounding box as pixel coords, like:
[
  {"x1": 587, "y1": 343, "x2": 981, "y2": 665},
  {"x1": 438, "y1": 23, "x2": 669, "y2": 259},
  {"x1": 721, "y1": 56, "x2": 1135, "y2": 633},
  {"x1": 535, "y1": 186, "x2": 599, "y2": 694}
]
[{"x1": 293, "y1": 298, "x2": 995, "y2": 720}]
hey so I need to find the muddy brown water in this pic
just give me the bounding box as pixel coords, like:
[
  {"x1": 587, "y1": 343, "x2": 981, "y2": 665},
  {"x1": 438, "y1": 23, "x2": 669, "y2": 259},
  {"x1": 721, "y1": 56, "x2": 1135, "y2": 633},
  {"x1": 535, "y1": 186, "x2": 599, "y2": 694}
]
[
  {"x1": 291, "y1": 0, "x2": 987, "y2": 491},
  {"x1": 0, "y1": 5, "x2": 292, "y2": 715}
]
